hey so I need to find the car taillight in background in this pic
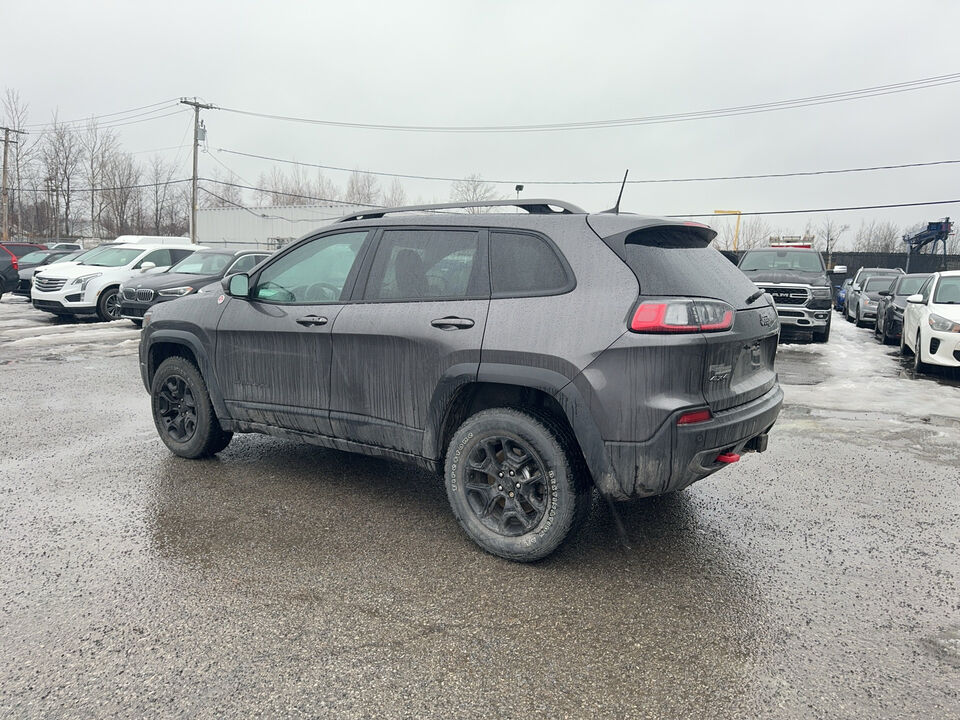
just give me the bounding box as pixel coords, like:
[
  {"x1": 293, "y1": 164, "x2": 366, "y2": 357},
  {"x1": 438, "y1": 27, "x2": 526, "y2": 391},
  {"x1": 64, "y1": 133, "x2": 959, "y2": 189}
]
[{"x1": 629, "y1": 298, "x2": 734, "y2": 333}]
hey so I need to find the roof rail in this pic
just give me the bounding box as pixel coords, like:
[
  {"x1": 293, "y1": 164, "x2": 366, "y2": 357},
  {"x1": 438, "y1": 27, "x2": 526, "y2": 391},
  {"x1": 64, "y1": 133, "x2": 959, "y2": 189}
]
[{"x1": 333, "y1": 198, "x2": 587, "y2": 223}]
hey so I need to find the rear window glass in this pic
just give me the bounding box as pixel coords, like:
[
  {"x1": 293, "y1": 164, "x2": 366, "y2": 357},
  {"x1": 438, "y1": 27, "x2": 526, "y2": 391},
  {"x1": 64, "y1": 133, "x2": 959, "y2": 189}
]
[
  {"x1": 615, "y1": 227, "x2": 761, "y2": 310},
  {"x1": 489, "y1": 231, "x2": 570, "y2": 297}
]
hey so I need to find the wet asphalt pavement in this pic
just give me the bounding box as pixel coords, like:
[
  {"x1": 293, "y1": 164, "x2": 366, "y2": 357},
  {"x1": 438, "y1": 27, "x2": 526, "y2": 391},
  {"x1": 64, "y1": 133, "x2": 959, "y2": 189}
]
[{"x1": 1, "y1": 295, "x2": 958, "y2": 719}]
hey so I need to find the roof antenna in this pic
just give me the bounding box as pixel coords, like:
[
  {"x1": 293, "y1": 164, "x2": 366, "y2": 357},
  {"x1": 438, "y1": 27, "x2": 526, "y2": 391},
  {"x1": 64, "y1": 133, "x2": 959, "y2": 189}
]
[{"x1": 604, "y1": 169, "x2": 629, "y2": 214}]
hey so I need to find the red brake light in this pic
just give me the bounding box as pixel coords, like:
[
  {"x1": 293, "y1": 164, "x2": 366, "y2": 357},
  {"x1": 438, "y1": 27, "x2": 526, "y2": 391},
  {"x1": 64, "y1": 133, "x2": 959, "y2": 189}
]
[
  {"x1": 12, "y1": 257, "x2": 18, "y2": 271},
  {"x1": 678, "y1": 409, "x2": 712, "y2": 425},
  {"x1": 629, "y1": 299, "x2": 734, "y2": 333}
]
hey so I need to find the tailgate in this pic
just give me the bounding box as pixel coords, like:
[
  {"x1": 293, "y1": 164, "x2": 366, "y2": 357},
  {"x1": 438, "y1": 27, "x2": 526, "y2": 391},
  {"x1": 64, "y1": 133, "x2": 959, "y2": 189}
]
[{"x1": 701, "y1": 306, "x2": 779, "y2": 412}]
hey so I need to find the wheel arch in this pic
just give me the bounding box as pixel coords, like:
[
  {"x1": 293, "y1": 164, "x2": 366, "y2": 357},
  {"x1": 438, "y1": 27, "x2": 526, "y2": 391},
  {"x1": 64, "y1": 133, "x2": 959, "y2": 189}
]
[
  {"x1": 426, "y1": 364, "x2": 614, "y2": 492},
  {"x1": 145, "y1": 331, "x2": 230, "y2": 421}
]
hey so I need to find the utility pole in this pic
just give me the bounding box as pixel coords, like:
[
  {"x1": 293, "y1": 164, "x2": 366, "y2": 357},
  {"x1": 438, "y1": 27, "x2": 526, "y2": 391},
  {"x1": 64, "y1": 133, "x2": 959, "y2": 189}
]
[
  {"x1": 180, "y1": 98, "x2": 215, "y2": 244},
  {"x1": 1, "y1": 126, "x2": 26, "y2": 243}
]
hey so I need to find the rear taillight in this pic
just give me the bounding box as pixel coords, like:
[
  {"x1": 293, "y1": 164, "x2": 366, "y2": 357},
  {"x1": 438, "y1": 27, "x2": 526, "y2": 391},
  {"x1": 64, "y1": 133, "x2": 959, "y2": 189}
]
[
  {"x1": 629, "y1": 299, "x2": 734, "y2": 333},
  {"x1": 12, "y1": 257, "x2": 18, "y2": 271}
]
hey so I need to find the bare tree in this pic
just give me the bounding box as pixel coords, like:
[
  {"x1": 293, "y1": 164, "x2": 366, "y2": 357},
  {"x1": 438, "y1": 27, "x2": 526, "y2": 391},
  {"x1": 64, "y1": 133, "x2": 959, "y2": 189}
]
[
  {"x1": 816, "y1": 216, "x2": 849, "y2": 254},
  {"x1": 713, "y1": 215, "x2": 774, "y2": 251},
  {"x1": 344, "y1": 171, "x2": 380, "y2": 206},
  {"x1": 2, "y1": 89, "x2": 39, "y2": 237},
  {"x1": 254, "y1": 165, "x2": 340, "y2": 206},
  {"x1": 201, "y1": 168, "x2": 245, "y2": 208},
  {"x1": 450, "y1": 174, "x2": 499, "y2": 211},
  {"x1": 80, "y1": 118, "x2": 118, "y2": 239},
  {"x1": 382, "y1": 178, "x2": 407, "y2": 208},
  {"x1": 101, "y1": 152, "x2": 141, "y2": 236},
  {"x1": 41, "y1": 112, "x2": 86, "y2": 236},
  {"x1": 147, "y1": 154, "x2": 179, "y2": 233}
]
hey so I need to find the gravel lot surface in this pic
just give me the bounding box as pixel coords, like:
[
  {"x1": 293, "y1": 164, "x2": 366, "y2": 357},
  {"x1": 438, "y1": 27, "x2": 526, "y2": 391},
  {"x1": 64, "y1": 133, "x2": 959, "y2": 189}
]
[{"x1": 1, "y1": 295, "x2": 958, "y2": 719}]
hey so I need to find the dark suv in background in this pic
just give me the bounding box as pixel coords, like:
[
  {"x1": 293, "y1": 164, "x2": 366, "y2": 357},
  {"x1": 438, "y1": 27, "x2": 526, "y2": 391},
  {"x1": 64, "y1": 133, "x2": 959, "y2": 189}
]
[
  {"x1": 139, "y1": 200, "x2": 783, "y2": 561},
  {"x1": 1, "y1": 242, "x2": 47, "y2": 298},
  {"x1": 119, "y1": 248, "x2": 270, "y2": 325}
]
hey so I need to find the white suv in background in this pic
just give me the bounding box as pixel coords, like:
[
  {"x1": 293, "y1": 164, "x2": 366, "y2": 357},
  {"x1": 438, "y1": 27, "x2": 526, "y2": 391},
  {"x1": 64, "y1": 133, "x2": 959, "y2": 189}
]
[{"x1": 32, "y1": 243, "x2": 200, "y2": 321}]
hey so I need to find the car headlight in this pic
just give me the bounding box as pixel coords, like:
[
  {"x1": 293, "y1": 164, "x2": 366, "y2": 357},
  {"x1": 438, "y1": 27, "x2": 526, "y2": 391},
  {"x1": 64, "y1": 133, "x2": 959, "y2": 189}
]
[
  {"x1": 863, "y1": 299, "x2": 876, "y2": 306},
  {"x1": 811, "y1": 287, "x2": 832, "y2": 298},
  {"x1": 928, "y1": 313, "x2": 960, "y2": 333},
  {"x1": 71, "y1": 272, "x2": 101, "y2": 290},
  {"x1": 157, "y1": 286, "x2": 195, "y2": 297}
]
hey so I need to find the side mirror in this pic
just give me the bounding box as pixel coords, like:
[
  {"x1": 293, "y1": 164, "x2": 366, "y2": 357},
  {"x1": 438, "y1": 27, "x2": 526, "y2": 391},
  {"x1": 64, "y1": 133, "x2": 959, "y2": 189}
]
[
  {"x1": 906, "y1": 294, "x2": 924, "y2": 304},
  {"x1": 878, "y1": 290, "x2": 891, "y2": 297},
  {"x1": 225, "y1": 273, "x2": 250, "y2": 297},
  {"x1": 830, "y1": 265, "x2": 847, "y2": 274},
  {"x1": 852, "y1": 285, "x2": 861, "y2": 292},
  {"x1": 139, "y1": 262, "x2": 156, "y2": 272}
]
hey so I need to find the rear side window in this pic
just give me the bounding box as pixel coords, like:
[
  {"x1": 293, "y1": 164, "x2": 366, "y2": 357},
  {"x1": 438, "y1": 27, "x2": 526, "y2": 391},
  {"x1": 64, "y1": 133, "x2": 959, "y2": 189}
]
[
  {"x1": 611, "y1": 227, "x2": 760, "y2": 310},
  {"x1": 364, "y1": 229, "x2": 482, "y2": 301},
  {"x1": 489, "y1": 231, "x2": 572, "y2": 297},
  {"x1": 227, "y1": 254, "x2": 268, "y2": 274}
]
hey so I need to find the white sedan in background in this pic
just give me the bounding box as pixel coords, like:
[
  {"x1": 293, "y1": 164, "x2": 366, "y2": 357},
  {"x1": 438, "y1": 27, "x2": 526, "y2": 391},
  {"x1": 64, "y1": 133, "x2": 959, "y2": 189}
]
[{"x1": 901, "y1": 270, "x2": 960, "y2": 372}]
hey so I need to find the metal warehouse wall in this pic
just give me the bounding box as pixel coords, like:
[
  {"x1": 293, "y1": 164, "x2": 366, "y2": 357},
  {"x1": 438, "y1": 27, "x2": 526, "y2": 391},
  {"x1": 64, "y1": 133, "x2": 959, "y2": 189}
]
[{"x1": 196, "y1": 204, "x2": 371, "y2": 250}]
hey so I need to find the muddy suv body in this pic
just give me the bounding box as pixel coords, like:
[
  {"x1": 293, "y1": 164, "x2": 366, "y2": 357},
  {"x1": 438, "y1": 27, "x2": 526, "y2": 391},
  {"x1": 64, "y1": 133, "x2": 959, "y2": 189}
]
[{"x1": 139, "y1": 200, "x2": 783, "y2": 560}]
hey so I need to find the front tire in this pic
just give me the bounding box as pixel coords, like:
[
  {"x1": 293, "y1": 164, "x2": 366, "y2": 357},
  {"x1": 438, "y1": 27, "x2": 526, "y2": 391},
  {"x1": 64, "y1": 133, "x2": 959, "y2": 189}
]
[
  {"x1": 813, "y1": 319, "x2": 831, "y2": 343},
  {"x1": 96, "y1": 287, "x2": 122, "y2": 322},
  {"x1": 913, "y1": 331, "x2": 929, "y2": 374},
  {"x1": 444, "y1": 408, "x2": 591, "y2": 562},
  {"x1": 151, "y1": 356, "x2": 233, "y2": 458}
]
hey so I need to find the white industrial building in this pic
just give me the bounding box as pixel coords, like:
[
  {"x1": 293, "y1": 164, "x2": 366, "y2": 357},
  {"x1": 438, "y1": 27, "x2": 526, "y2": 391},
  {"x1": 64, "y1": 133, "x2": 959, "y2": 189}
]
[{"x1": 196, "y1": 203, "x2": 372, "y2": 249}]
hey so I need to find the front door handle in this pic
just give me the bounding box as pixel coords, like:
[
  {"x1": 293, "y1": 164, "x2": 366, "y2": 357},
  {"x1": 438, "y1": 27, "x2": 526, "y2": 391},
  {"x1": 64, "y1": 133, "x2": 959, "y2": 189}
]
[
  {"x1": 431, "y1": 316, "x2": 475, "y2": 330},
  {"x1": 296, "y1": 315, "x2": 328, "y2": 327}
]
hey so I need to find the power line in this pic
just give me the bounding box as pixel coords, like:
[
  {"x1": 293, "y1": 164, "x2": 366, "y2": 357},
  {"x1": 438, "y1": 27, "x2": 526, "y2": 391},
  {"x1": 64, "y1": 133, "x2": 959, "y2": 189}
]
[
  {"x1": 12, "y1": 178, "x2": 193, "y2": 193},
  {"x1": 24, "y1": 99, "x2": 180, "y2": 129},
  {"x1": 198, "y1": 185, "x2": 371, "y2": 221},
  {"x1": 669, "y1": 198, "x2": 960, "y2": 218},
  {"x1": 217, "y1": 146, "x2": 960, "y2": 186},
  {"x1": 199, "y1": 178, "x2": 380, "y2": 207},
  {"x1": 216, "y1": 71, "x2": 960, "y2": 133}
]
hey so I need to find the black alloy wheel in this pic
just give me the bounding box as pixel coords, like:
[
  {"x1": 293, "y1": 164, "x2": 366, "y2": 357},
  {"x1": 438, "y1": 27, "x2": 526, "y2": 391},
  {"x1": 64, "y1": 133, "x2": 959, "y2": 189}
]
[
  {"x1": 913, "y1": 332, "x2": 928, "y2": 374},
  {"x1": 156, "y1": 374, "x2": 199, "y2": 443},
  {"x1": 463, "y1": 435, "x2": 549, "y2": 537},
  {"x1": 150, "y1": 356, "x2": 233, "y2": 458},
  {"x1": 444, "y1": 408, "x2": 591, "y2": 562},
  {"x1": 97, "y1": 287, "x2": 122, "y2": 321}
]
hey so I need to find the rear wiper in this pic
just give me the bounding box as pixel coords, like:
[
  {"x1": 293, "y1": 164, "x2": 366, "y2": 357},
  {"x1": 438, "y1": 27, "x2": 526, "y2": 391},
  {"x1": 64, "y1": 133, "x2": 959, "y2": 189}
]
[{"x1": 746, "y1": 289, "x2": 765, "y2": 304}]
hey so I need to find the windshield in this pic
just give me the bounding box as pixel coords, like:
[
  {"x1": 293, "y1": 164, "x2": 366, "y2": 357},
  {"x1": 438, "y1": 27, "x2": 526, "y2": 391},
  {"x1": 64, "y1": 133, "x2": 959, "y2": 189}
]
[
  {"x1": 169, "y1": 251, "x2": 234, "y2": 275},
  {"x1": 18, "y1": 251, "x2": 50, "y2": 264},
  {"x1": 864, "y1": 277, "x2": 893, "y2": 293},
  {"x1": 74, "y1": 246, "x2": 112, "y2": 264},
  {"x1": 933, "y1": 277, "x2": 960, "y2": 304},
  {"x1": 82, "y1": 248, "x2": 143, "y2": 267},
  {"x1": 739, "y1": 250, "x2": 824, "y2": 272},
  {"x1": 895, "y1": 276, "x2": 928, "y2": 296}
]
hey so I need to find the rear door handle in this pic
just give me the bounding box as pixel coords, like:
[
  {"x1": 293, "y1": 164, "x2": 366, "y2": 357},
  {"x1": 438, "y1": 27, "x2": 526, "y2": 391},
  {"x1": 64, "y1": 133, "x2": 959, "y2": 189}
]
[
  {"x1": 295, "y1": 315, "x2": 328, "y2": 327},
  {"x1": 431, "y1": 316, "x2": 475, "y2": 330}
]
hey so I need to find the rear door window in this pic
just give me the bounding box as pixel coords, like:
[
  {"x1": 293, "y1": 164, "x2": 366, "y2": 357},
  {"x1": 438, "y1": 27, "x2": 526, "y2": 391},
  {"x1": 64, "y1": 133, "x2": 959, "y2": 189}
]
[
  {"x1": 489, "y1": 231, "x2": 572, "y2": 297},
  {"x1": 607, "y1": 226, "x2": 761, "y2": 310},
  {"x1": 363, "y1": 229, "x2": 483, "y2": 301}
]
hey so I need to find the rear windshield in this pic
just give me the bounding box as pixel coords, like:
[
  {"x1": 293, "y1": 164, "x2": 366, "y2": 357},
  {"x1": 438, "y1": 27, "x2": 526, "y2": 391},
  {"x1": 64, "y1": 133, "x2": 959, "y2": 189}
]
[
  {"x1": 895, "y1": 276, "x2": 928, "y2": 296},
  {"x1": 612, "y1": 227, "x2": 761, "y2": 310},
  {"x1": 738, "y1": 249, "x2": 824, "y2": 272}
]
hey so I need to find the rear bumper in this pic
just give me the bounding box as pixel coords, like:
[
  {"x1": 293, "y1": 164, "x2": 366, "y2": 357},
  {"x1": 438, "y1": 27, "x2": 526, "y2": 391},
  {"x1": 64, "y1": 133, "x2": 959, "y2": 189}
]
[{"x1": 603, "y1": 385, "x2": 783, "y2": 500}]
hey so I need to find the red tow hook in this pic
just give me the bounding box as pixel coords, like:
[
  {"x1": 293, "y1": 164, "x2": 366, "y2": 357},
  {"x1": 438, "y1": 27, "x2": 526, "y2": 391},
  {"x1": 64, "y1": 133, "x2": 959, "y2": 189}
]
[{"x1": 716, "y1": 452, "x2": 740, "y2": 464}]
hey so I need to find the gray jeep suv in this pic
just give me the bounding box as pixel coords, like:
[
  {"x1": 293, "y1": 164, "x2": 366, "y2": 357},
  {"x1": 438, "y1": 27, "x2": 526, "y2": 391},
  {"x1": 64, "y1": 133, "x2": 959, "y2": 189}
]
[{"x1": 139, "y1": 199, "x2": 783, "y2": 561}]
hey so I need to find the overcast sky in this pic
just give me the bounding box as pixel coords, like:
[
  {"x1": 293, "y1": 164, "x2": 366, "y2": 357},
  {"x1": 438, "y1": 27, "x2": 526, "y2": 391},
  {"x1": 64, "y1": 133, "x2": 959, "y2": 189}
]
[{"x1": 6, "y1": 0, "x2": 960, "y2": 248}]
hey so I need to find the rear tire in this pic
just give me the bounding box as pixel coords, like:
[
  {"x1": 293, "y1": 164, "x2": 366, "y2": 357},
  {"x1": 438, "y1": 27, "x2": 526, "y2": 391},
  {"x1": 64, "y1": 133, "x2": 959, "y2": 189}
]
[
  {"x1": 131, "y1": 319, "x2": 143, "y2": 328},
  {"x1": 151, "y1": 356, "x2": 233, "y2": 458},
  {"x1": 444, "y1": 407, "x2": 591, "y2": 562}
]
